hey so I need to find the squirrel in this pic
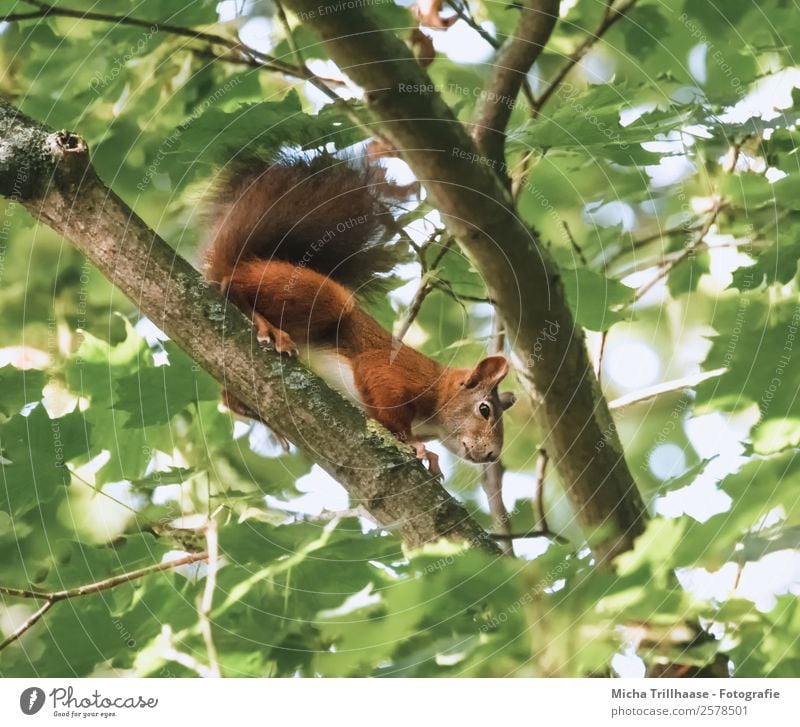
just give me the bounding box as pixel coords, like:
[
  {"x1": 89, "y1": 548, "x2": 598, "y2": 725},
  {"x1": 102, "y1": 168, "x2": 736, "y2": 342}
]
[{"x1": 204, "y1": 154, "x2": 516, "y2": 474}]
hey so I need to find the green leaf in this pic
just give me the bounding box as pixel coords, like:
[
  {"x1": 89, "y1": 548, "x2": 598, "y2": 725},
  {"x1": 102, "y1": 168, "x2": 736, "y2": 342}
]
[
  {"x1": 668, "y1": 250, "x2": 711, "y2": 296},
  {"x1": 621, "y1": 5, "x2": 669, "y2": 56},
  {"x1": 674, "y1": 450, "x2": 800, "y2": 568},
  {"x1": 696, "y1": 296, "x2": 800, "y2": 445},
  {"x1": 174, "y1": 93, "x2": 365, "y2": 171},
  {"x1": 731, "y1": 224, "x2": 800, "y2": 289},
  {"x1": 65, "y1": 319, "x2": 152, "y2": 405},
  {"x1": 114, "y1": 343, "x2": 219, "y2": 427},
  {"x1": 130, "y1": 466, "x2": 197, "y2": 491},
  {"x1": 508, "y1": 84, "x2": 695, "y2": 166},
  {"x1": 0, "y1": 366, "x2": 45, "y2": 418},
  {"x1": 0, "y1": 406, "x2": 88, "y2": 517},
  {"x1": 561, "y1": 266, "x2": 634, "y2": 331}
]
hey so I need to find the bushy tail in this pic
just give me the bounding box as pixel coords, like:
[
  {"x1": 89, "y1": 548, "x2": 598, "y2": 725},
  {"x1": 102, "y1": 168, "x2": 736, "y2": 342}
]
[{"x1": 204, "y1": 154, "x2": 409, "y2": 295}]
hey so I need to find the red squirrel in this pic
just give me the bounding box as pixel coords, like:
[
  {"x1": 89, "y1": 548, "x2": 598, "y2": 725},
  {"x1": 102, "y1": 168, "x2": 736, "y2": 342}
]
[{"x1": 204, "y1": 154, "x2": 516, "y2": 474}]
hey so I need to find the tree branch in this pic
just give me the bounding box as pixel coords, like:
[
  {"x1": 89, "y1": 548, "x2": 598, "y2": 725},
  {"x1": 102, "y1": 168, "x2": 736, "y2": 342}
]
[
  {"x1": 534, "y1": 448, "x2": 550, "y2": 532},
  {"x1": 472, "y1": 0, "x2": 560, "y2": 170},
  {"x1": 2, "y1": 1, "x2": 334, "y2": 91},
  {"x1": 632, "y1": 198, "x2": 725, "y2": 302},
  {"x1": 482, "y1": 316, "x2": 513, "y2": 555},
  {"x1": 0, "y1": 97, "x2": 499, "y2": 554},
  {"x1": 530, "y1": 0, "x2": 638, "y2": 117},
  {"x1": 198, "y1": 519, "x2": 221, "y2": 678},
  {"x1": 445, "y1": 1, "x2": 536, "y2": 111},
  {"x1": 0, "y1": 552, "x2": 208, "y2": 651},
  {"x1": 492, "y1": 528, "x2": 568, "y2": 544},
  {"x1": 21, "y1": 0, "x2": 284, "y2": 70},
  {"x1": 396, "y1": 236, "x2": 454, "y2": 340},
  {"x1": 608, "y1": 367, "x2": 727, "y2": 410},
  {"x1": 0, "y1": 552, "x2": 209, "y2": 602},
  {"x1": 0, "y1": 600, "x2": 54, "y2": 652},
  {"x1": 283, "y1": 0, "x2": 647, "y2": 562}
]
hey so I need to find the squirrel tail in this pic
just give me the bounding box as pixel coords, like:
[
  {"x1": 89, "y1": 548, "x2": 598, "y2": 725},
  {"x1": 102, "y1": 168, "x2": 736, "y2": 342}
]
[{"x1": 204, "y1": 154, "x2": 410, "y2": 295}]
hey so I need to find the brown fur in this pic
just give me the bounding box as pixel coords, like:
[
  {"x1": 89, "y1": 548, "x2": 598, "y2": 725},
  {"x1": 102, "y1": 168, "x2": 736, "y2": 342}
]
[{"x1": 205, "y1": 157, "x2": 516, "y2": 472}]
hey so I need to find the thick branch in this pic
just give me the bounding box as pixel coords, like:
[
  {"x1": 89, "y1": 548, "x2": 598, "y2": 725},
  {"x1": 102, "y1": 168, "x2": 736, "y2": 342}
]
[
  {"x1": 0, "y1": 98, "x2": 498, "y2": 554},
  {"x1": 472, "y1": 0, "x2": 560, "y2": 169},
  {"x1": 284, "y1": 0, "x2": 647, "y2": 561}
]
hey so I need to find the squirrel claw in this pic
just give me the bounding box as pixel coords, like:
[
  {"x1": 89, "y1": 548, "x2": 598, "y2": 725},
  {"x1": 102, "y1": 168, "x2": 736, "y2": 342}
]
[
  {"x1": 412, "y1": 441, "x2": 441, "y2": 476},
  {"x1": 254, "y1": 313, "x2": 298, "y2": 356},
  {"x1": 257, "y1": 332, "x2": 298, "y2": 356}
]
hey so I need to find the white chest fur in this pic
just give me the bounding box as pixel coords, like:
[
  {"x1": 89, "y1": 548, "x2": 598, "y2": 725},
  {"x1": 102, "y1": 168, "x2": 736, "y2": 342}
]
[{"x1": 304, "y1": 346, "x2": 364, "y2": 407}]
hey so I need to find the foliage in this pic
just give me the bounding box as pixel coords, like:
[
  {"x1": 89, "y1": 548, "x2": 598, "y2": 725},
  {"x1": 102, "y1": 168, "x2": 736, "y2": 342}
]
[{"x1": 0, "y1": 0, "x2": 799, "y2": 677}]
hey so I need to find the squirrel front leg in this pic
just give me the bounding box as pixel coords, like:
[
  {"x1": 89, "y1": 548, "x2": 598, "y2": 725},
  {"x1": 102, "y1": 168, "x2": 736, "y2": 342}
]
[
  {"x1": 385, "y1": 421, "x2": 441, "y2": 475},
  {"x1": 410, "y1": 439, "x2": 441, "y2": 475},
  {"x1": 353, "y1": 360, "x2": 442, "y2": 476},
  {"x1": 366, "y1": 400, "x2": 441, "y2": 475}
]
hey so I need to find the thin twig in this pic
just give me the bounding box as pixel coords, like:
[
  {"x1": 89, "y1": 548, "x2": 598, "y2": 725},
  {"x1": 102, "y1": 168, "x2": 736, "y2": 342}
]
[
  {"x1": 447, "y1": 1, "x2": 499, "y2": 48},
  {"x1": 513, "y1": 0, "x2": 638, "y2": 197},
  {"x1": 482, "y1": 315, "x2": 513, "y2": 555},
  {"x1": 561, "y1": 221, "x2": 588, "y2": 266},
  {"x1": 0, "y1": 600, "x2": 54, "y2": 651},
  {"x1": 595, "y1": 329, "x2": 608, "y2": 384},
  {"x1": 396, "y1": 237, "x2": 456, "y2": 341},
  {"x1": 0, "y1": 552, "x2": 208, "y2": 652},
  {"x1": 0, "y1": 8, "x2": 46, "y2": 21},
  {"x1": 199, "y1": 520, "x2": 221, "y2": 678},
  {"x1": 448, "y1": 0, "x2": 538, "y2": 109},
  {"x1": 160, "y1": 625, "x2": 216, "y2": 677},
  {"x1": 632, "y1": 198, "x2": 724, "y2": 302},
  {"x1": 4, "y1": 0, "x2": 337, "y2": 93},
  {"x1": 396, "y1": 279, "x2": 434, "y2": 342},
  {"x1": 429, "y1": 277, "x2": 493, "y2": 305},
  {"x1": 491, "y1": 528, "x2": 569, "y2": 544},
  {"x1": 0, "y1": 552, "x2": 208, "y2": 601},
  {"x1": 604, "y1": 223, "x2": 703, "y2": 274},
  {"x1": 534, "y1": 448, "x2": 549, "y2": 532},
  {"x1": 22, "y1": 1, "x2": 283, "y2": 68},
  {"x1": 530, "y1": 0, "x2": 639, "y2": 117},
  {"x1": 608, "y1": 367, "x2": 726, "y2": 410},
  {"x1": 274, "y1": 0, "x2": 304, "y2": 64}
]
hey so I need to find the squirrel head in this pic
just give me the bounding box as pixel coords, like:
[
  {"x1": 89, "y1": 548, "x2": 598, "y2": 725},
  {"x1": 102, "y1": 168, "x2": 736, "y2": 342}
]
[{"x1": 437, "y1": 355, "x2": 516, "y2": 464}]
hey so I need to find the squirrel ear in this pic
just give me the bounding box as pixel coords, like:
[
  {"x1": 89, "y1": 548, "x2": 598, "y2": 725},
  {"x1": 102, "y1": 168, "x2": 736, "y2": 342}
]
[
  {"x1": 499, "y1": 392, "x2": 517, "y2": 411},
  {"x1": 464, "y1": 355, "x2": 509, "y2": 389}
]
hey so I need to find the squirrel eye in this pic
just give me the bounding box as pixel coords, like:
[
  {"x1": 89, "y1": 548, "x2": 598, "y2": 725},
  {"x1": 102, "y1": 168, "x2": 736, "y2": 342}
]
[{"x1": 478, "y1": 402, "x2": 491, "y2": 419}]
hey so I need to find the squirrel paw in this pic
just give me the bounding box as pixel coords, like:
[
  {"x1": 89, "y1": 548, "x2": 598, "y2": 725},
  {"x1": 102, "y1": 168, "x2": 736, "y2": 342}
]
[
  {"x1": 253, "y1": 313, "x2": 298, "y2": 356},
  {"x1": 412, "y1": 441, "x2": 441, "y2": 476}
]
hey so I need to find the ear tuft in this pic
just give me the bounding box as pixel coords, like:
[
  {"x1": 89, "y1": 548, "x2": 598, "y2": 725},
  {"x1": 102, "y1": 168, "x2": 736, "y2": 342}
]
[{"x1": 464, "y1": 354, "x2": 509, "y2": 389}]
